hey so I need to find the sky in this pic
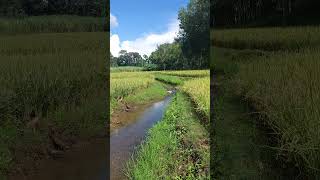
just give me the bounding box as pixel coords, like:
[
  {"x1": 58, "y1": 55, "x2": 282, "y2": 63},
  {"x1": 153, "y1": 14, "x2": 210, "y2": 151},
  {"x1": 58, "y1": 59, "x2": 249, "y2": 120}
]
[{"x1": 110, "y1": 0, "x2": 189, "y2": 57}]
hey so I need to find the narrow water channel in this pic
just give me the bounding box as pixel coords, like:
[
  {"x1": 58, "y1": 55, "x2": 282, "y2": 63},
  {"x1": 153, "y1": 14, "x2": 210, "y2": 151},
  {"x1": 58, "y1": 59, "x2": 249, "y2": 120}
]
[{"x1": 110, "y1": 93, "x2": 174, "y2": 180}]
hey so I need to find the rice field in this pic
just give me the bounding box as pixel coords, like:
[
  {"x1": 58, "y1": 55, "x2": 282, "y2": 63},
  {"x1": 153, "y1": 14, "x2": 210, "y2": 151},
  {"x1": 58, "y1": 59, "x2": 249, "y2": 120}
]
[
  {"x1": 234, "y1": 49, "x2": 320, "y2": 176},
  {"x1": 181, "y1": 77, "x2": 210, "y2": 120},
  {"x1": 111, "y1": 68, "x2": 210, "y2": 179},
  {"x1": 212, "y1": 26, "x2": 320, "y2": 51},
  {"x1": 212, "y1": 26, "x2": 320, "y2": 178},
  {"x1": 0, "y1": 32, "x2": 108, "y2": 178}
]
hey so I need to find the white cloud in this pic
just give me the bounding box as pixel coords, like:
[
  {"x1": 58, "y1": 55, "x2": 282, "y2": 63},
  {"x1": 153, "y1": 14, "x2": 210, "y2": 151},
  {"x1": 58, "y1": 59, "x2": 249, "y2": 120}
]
[
  {"x1": 110, "y1": 33, "x2": 121, "y2": 57},
  {"x1": 110, "y1": 19, "x2": 180, "y2": 57},
  {"x1": 110, "y1": 13, "x2": 118, "y2": 28}
]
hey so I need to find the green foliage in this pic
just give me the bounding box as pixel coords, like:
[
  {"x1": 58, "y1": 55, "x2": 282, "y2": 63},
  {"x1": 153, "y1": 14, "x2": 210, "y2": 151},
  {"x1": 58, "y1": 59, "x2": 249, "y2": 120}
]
[
  {"x1": 178, "y1": 0, "x2": 210, "y2": 69},
  {"x1": 142, "y1": 64, "x2": 158, "y2": 71},
  {"x1": 112, "y1": 50, "x2": 146, "y2": 67},
  {"x1": 212, "y1": 0, "x2": 320, "y2": 27},
  {"x1": 149, "y1": 43, "x2": 185, "y2": 70},
  {"x1": 0, "y1": 0, "x2": 107, "y2": 17},
  {"x1": 0, "y1": 15, "x2": 106, "y2": 34}
]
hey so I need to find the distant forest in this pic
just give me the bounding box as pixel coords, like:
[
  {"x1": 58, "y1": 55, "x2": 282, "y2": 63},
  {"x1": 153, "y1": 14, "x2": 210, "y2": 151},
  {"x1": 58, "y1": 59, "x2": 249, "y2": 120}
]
[
  {"x1": 211, "y1": 0, "x2": 320, "y2": 27},
  {"x1": 0, "y1": 0, "x2": 108, "y2": 17}
]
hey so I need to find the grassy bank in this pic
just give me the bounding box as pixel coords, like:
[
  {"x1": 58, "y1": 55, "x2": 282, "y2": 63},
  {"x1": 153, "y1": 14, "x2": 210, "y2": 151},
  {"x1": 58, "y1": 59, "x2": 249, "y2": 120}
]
[
  {"x1": 110, "y1": 66, "x2": 144, "y2": 72},
  {"x1": 212, "y1": 26, "x2": 320, "y2": 178},
  {"x1": 0, "y1": 15, "x2": 106, "y2": 34},
  {"x1": 110, "y1": 72, "x2": 156, "y2": 114},
  {"x1": 0, "y1": 32, "x2": 108, "y2": 179},
  {"x1": 127, "y1": 92, "x2": 209, "y2": 179}
]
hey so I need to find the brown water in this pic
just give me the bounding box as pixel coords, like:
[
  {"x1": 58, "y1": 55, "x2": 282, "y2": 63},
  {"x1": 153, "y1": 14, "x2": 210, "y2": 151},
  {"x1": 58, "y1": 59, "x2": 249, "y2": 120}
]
[{"x1": 110, "y1": 94, "x2": 174, "y2": 180}]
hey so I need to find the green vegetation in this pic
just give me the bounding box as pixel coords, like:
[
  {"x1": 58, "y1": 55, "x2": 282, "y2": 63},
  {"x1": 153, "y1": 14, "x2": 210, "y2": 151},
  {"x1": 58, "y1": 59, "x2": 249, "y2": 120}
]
[
  {"x1": 154, "y1": 74, "x2": 183, "y2": 85},
  {"x1": 212, "y1": 26, "x2": 320, "y2": 51},
  {"x1": 181, "y1": 77, "x2": 210, "y2": 120},
  {"x1": 127, "y1": 92, "x2": 209, "y2": 179},
  {"x1": 0, "y1": 32, "x2": 107, "y2": 178},
  {"x1": 212, "y1": 26, "x2": 320, "y2": 178},
  {"x1": 0, "y1": 15, "x2": 106, "y2": 34},
  {"x1": 159, "y1": 70, "x2": 209, "y2": 78},
  {"x1": 110, "y1": 66, "x2": 144, "y2": 72},
  {"x1": 111, "y1": 0, "x2": 209, "y2": 70},
  {"x1": 110, "y1": 69, "x2": 210, "y2": 179},
  {"x1": 211, "y1": 0, "x2": 320, "y2": 28},
  {"x1": 110, "y1": 72, "x2": 155, "y2": 114}
]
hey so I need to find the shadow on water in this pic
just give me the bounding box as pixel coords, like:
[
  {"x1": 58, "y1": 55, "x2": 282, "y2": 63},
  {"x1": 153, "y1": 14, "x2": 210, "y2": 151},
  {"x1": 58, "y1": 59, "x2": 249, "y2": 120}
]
[{"x1": 110, "y1": 93, "x2": 174, "y2": 180}]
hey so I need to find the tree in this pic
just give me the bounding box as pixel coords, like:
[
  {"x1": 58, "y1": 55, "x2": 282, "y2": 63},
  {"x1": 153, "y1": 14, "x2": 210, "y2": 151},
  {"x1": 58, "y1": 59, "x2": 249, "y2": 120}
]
[
  {"x1": 149, "y1": 43, "x2": 184, "y2": 70},
  {"x1": 116, "y1": 50, "x2": 143, "y2": 66},
  {"x1": 178, "y1": 0, "x2": 210, "y2": 69},
  {"x1": 110, "y1": 52, "x2": 118, "y2": 67}
]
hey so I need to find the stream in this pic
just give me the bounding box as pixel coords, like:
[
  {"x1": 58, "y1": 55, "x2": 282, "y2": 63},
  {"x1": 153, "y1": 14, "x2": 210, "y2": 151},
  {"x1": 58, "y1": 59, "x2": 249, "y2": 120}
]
[
  {"x1": 110, "y1": 93, "x2": 174, "y2": 180},
  {"x1": 8, "y1": 93, "x2": 174, "y2": 180}
]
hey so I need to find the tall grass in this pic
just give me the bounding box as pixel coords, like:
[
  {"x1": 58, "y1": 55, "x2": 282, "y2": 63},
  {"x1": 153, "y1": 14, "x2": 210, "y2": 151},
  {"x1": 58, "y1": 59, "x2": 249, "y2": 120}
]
[
  {"x1": 0, "y1": 15, "x2": 106, "y2": 34},
  {"x1": 0, "y1": 32, "x2": 108, "y2": 177},
  {"x1": 231, "y1": 48, "x2": 320, "y2": 177},
  {"x1": 181, "y1": 77, "x2": 210, "y2": 120},
  {"x1": 110, "y1": 72, "x2": 155, "y2": 114},
  {"x1": 212, "y1": 26, "x2": 320, "y2": 51}
]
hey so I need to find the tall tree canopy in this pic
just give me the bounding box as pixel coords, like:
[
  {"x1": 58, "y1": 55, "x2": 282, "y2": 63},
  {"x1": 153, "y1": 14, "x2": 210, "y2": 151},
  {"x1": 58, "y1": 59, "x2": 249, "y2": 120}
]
[
  {"x1": 211, "y1": 0, "x2": 320, "y2": 28},
  {"x1": 178, "y1": 0, "x2": 210, "y2": 69},
  {"x1": 149, "y1": 43, "x2": 184, "y2": 70},
  {"x1": 111, "y1": 50, "x2": 145, "y2": 67},
  {"x1": 0, "y1": 0, "x2": 107, "y2": 17}
]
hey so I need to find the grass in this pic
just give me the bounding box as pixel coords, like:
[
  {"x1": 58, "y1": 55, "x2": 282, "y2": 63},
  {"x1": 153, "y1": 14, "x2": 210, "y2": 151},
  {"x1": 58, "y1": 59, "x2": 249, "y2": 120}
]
[
  {"x1": 212, "y1": 25, "x2": 320, "y2": 177},
  {"x1": 110, "y1": 66, "x2": 144, "y2": 72},
  {"x1": 212, "y1": 26, "x2": 320, "y2": 51},
  {"x1": 0, "y1": 15, "x2": 106, "y2": 34},
  {"x1": 158, "y1": 70, "x2": 209, "y2": 77},
  {"x1": 154, "y1": 74, "x2": 184, "y2": 85},
  {"x1": 233, "y1": 48, "x2": 320, "y2": 177},
  {"x1": 181, "y1": 77, "x2": 210, "y2": 120},
  {"x1": 110, "y1": 72, "x2": 155, "y2": 114},
  {"x1": 212, "y1": 76, "x2": 278, "y2": 179},
  {"x1": 0, "y1": 32, "x2": 108, "y2": 178},
  {"x1": 127, "y1": 92, "x2": 209, "y2": 179}
]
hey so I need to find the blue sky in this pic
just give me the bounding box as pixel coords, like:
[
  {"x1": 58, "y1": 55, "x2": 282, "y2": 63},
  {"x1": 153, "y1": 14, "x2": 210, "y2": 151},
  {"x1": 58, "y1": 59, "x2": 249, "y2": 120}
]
[{"x1": 110, "y1": 0, "x2": 189, "y2": 56}]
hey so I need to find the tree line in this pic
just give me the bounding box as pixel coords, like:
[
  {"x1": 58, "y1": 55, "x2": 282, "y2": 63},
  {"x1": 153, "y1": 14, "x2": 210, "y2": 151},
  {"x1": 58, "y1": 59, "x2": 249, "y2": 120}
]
[
  {"x1": 211, "y1": 0, "x2": 320, "y2": 28},
  {"x1": 111, "y1": 0, "x2": 210, "y2": 70},
  {"x1": 0, "y1": 0, "x2": 107, "y2": 17}
]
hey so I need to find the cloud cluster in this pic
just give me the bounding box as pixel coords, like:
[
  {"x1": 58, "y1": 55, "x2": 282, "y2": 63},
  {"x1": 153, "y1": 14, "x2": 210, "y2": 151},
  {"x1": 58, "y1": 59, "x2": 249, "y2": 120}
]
[
  {"x1": 110, "y1": 16, "x2": 180, "y2": 57},
  {"x1": 110, "y1": 13, "x2": 118, "y2": 28}
]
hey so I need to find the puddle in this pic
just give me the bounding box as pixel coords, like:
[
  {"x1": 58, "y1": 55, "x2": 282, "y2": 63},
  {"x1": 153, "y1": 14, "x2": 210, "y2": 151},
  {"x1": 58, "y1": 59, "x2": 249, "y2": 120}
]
[{"x1": 110, "y1": 93, "x2": 174, "y2": 180}]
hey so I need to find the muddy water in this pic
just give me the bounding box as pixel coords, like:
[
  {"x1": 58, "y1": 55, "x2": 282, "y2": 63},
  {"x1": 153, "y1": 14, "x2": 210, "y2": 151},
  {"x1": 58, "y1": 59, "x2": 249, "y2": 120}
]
[
  {"x1": 10, "y1": 139, "x2": 107, "y2": 180},
  {"x1": 110, "y1": 94, "x2": 174, "y2": 180}
]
